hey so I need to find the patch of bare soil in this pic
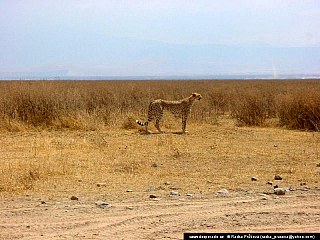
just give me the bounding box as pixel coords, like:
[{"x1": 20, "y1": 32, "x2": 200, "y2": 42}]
[{"x1": 0, "y1": 189, "x2": 320, "y2": 240}]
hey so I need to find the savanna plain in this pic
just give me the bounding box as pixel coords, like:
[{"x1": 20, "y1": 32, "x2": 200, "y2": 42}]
[{"x1": 0, "y1": 80, "x2": 319, "y2": 239}]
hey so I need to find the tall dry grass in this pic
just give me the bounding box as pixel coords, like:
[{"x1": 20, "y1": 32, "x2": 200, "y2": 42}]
[{"x1": 0, "y1": 80, "x2": 319, "y2": 131}]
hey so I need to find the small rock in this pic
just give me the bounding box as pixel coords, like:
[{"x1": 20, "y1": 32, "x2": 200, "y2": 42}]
[
  {"x1": 251, "y1": 177, "x2": 258, "y2": 181},
  {"x1": 170, "y1": 191, "x2": 179, "y2": 196},
  {"x1": 274, "y1": 144, "x2": 278, "y2": 147},
  {"x1": 274, "y1": 175, "x2": 282, "y2": 180},
  {"x1": 41, "y1": 200, "x2": 46, "y2": 204},
  {"x1": 261, "y1": 197, "x2": 268, "y2": 200},
  {"x1": 300, "y1": 182, "x2": 307, "y2": 186},
  {"x1": 186, "y1": 193, "x2": 193, "y2": 197},
  {"x1": 316, "y1": 163, "x2": 320, "y2": 167},
  {"x1": 164, "y1": 181, "x2": 170, "y2": 185},
  {"x1": 151, "y1": 163, "x2": 157, "y2": 167},
  {"x1": 26, "y1": 225, "x2": 31, "y2": 229},
  {"x1": 207, "y1": 180, "x2": 212, "y2": 183},
  {"x1": 274, "y1": 185, "x2": 279, "y2": 189},
  {"x1": 266, "y1": 181, "x2": 273, "y2": 185},
  {"x1": 217, "y1": 189, "x2": 229, "y2": 194},
  {"x1": 274, "y1": 188, "x2": 286, "y2": 195},
  {"x1": 95, "y1": 201, "x2": 110, "y2": 207},
  {"x1": 168, "y1": 186, "x2": 181, "y2": 190},
  {"x1": 96, "y1": 183, "x2": 107, "y2": 187},
  {"x1": 146, "y1": 186, "x2": 155, "y2": 192},
  {"x1": 156, "y1": 186, "x2": 165, "y2": 190},
  {"x1": 179, "y1": 198, "x2": 185, "y2": 201},
  {"x1": 77, "y1": 179, "x2": 82, "y2": 182},
  {"x1": 299, "y1": 186, "x2": 309, "y2": 191},
  {"x1": 70, "y1": 196, "x2": 79, "y2": 201},
  {"x1": 126, "y1": 206, "x2": 133, "y2": 210},
  {"x1": 149, "y1": 194, "x2": 157, "y2": 199},
  {"x1": 126, "y1": 189, "x2": 133, "y2": 192}
]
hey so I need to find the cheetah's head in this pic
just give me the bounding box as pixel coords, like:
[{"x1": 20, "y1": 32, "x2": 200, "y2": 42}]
[{"x1": 191, "y1": 93, "x2": 202, "y2": 101}]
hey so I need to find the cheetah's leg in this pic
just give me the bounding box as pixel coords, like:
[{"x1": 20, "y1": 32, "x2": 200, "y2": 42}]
[
  {"x1": 182, "y1": 115, "x2": 188, "y2": 134},
  {"x1": 155, "y1": 113, "x2": 165, "y2": 133},
  {"x1": 145, "y1": 115, "x2": 153, "y2": 134}
]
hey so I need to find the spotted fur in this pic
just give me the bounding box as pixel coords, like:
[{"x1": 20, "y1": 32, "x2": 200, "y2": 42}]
[{"x1": 136, "y1": 93, "x2": 202, "y2": 133}]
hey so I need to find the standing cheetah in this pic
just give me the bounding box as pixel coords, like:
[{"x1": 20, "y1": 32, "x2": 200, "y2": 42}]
[{"x1": 136, "y1": 93, "x2": 202, "y2": 133}]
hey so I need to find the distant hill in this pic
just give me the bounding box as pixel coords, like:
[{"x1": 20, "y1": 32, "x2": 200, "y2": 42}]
[{"x1": 0, "y1": 35, "x2": 319, "y2": 78}]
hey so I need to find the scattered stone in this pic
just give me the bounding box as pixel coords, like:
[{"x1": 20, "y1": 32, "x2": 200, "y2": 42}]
[
  {"x1": 96, "y1": 183, "x2": 107, "y2": 187},
  {"x1": 126, "y1": 206, "x2": 133, "y2": 210},
  {"x1": 266, "y1": 181, "x2": 273, "y2": 185},
  {"x1": 274, "y1": 188, "x2": 286, "y2": 195},
  {"x1": 151, "y1": 163, "x2": 157, "y2": 167},
  {"x1": 164, "y1": 181, "x2": 170, "y2": 185},
  {"x1": 146, "y1": 186, "x2": 155, "y2": 192},
  {"x1": 274, "y1": 175, "x2": 282, "y2": 180},
  {"x1": 274, "y1": 185, "x2": 279, "y2": 189},
  {"x1": 156, "y1": 186, "x2": 165, "y2": 190},
  {"x1": 217, "y1": 189, "x2": 229, "y2": 194},
  {"x1": 207, "y1": 180, "x2": 212, "y2": 183},
  {"x1": 316, "y1": 163, "x2": 320, "y2": 167},
  {"x1": 186, "y1": 193, "x2": 193, "y2": 197},
  {"x1": 77, "y1": 179, "x2": 83, "y2": 182},
  {"x1": 170, "y1": 191, "x2": 179, "y2": 196},
  {"x1": 300, "y1": 182, "x2": 307, "y2": 186},
  {"x1": 95, "y1": 201, "x2": 110, "y2": 207},
  {"x1": 260, "y1": 193, "x2": 267, "y2": 196},
  {"x1": 126, "y1": 189, "x2": 133, "y2": 192},
  {"x1": 179, "y1": 198, "x2": 185, "y2": 201},
  {"x1": 168, "y1": 186, "x2": 181, "y2": 190},
  {"x1": 149, "y1": 194, "x2": 157, "y2": 199},
  {"x1": 41, "y1": 200, "x2": 46, "y2": 204},
  {"x1": 26, "y1": 225, "x2": 31, "y2": 229},
  {"x1": 251, "y1": 177, "x2": 258, "y2": 181},
  {"x1": 274, "y1": 144, "x2": 278, "y2": 147},
  {"x1": 261, "y1": 196, "x2": 268, "y2": 200},
  {"x1": 70, "y1": 196, "x2": 79, "y2": 201},
  {"x1": 299, "y1": 186, "x2": 309, "y2": 191}
]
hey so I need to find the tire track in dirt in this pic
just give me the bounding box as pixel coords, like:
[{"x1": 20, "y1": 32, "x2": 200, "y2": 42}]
[{"x1": 1, "y1": 192, "x2": 320, "y2": 240}]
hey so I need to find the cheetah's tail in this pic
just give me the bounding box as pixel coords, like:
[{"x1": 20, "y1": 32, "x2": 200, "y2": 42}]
[{"x1": 136, "y1": 120, "x2": 149, "y2": 126}]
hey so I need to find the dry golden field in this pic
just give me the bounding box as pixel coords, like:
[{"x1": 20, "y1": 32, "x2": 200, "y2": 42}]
[
  {"x1": 0, "y1": 80, "x2": 319, "y2": 238},
  {"x1": 0, "y1": 80, "x2": 319, "y2": 132}
]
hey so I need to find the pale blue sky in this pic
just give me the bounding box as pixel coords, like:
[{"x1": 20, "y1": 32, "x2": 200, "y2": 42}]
[{"x1": 0, "y1": 0, "x2": 319, "y2": 76}]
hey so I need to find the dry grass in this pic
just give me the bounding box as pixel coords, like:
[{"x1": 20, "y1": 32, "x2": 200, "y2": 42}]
[
  {"x1": 0, "y1": 118, "x2": 319, "y2": 198},
  {"x1": 0, "y1": 80, "x2": 319, "y2": 131},
  {"x1": 0, "y1": 80, "x2": 319, "y2": 197}
]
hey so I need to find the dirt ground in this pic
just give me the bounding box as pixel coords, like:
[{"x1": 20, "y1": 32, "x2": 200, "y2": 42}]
[
  {"x1": 0, "y1": 118, "x2": 319, "y2": 239},
  {"x1": 0, "y1": 189, "x2": 320, "y2": 239}
]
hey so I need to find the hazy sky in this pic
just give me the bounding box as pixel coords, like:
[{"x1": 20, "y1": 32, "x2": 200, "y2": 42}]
[{"x1": 1, "y1": 0, "x2": 320, "y2": 76}]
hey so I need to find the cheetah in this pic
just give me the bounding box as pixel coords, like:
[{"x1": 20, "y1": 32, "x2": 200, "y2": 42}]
[{"x1": 136, "y1": 93, "x2": 202, "y2": 133}]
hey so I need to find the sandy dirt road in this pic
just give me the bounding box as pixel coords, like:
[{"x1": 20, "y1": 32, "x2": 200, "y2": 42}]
[{"x1": 1, "y1": 189, "x2": 319, "y2": 240}]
